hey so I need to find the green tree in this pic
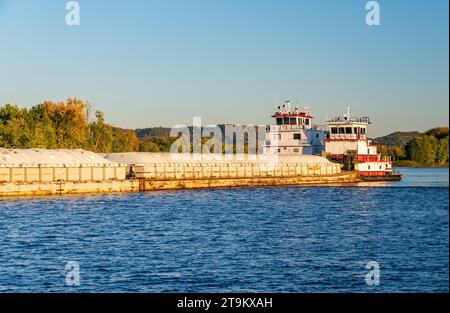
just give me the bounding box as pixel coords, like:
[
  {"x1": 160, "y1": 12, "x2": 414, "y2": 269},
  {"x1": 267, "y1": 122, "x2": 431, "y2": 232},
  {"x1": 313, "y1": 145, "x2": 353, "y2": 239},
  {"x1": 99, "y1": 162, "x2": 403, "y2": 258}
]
[
  {"x1": 0, "y1": 104, "x2": 30, "y2": 148},
  {"x1": 436, "y1": 138, "x2": 449, "y2": 165},
  {"x1": 139, "y1": 137, "x2": 163, "y2": 152},
  {"x1": 406, "y1": 135, "x2": 439, "y2": 165},
  {"x1": 391, "y1": 146, "x2": 406, "y2": 161},
  {"x1": 87, "y1": 111, "x2": 113, "y2": 152},
  {"x1": 425, "y1": 127, "x2": 449, "y2": 140},
  {"x1": 112, "y1": 128, "x2": 140, "y2": 152},
  {"x1": 37, "y1": 99, "x2": 88, "y2": 148},
  {"x1": 379, "y1": 145, "x2": 406, "y2": 162}
]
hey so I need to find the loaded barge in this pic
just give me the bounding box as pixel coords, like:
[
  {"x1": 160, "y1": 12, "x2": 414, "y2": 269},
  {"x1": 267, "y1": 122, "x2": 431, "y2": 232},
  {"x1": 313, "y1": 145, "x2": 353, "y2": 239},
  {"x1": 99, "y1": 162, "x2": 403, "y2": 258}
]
[
  {"x1": 0, "y1": 104, "x2": 400, "y2": 197},
  {"x1": 0, "y1": 149, "x2": 356, "y2": 197}
]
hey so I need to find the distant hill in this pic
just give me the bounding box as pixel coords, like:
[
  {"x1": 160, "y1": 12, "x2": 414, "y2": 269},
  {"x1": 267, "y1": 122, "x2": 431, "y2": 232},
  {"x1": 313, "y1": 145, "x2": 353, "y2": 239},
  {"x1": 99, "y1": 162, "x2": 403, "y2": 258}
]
[
  {"x1": 135, "y1": 127, "x2": 171, "y2": 138},
  {"x1": 133, "y1": 127, "x2": 427, "y2": 149},
  {"x1": 133, "y1": 124, "x2": 258, "y2": 140},
  {"x1": 373, "y1": 131, "x2": 422, "y2": 147}
]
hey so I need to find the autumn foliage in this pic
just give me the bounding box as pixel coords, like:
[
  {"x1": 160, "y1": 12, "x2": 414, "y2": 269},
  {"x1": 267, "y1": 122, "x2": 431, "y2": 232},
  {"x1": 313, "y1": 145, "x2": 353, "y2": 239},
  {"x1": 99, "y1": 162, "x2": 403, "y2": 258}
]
[{"x1": 0, "y1": 99, "x2": 139, "y2": 153}]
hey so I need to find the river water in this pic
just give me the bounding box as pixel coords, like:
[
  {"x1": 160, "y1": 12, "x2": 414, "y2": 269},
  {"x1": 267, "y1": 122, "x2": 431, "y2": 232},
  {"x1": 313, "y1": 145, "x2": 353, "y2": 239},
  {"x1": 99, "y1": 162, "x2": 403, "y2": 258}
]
[{"x1": 0, "y1": 168, "x2": 448, "y2": 292}]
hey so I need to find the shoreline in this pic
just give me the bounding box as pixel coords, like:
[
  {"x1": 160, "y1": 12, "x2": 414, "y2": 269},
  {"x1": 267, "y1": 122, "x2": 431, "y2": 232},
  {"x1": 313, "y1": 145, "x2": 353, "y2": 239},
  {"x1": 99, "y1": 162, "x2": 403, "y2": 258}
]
[{"x1": 394, "y1": 163, "x2": 449, "y2": 168}]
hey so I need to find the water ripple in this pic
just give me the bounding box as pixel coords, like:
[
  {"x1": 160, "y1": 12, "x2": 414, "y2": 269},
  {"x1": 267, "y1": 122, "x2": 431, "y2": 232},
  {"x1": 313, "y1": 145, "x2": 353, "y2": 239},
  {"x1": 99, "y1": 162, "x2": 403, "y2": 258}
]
[{"x1": 0, "y1": 179, "x2": 448, "y2": 292}]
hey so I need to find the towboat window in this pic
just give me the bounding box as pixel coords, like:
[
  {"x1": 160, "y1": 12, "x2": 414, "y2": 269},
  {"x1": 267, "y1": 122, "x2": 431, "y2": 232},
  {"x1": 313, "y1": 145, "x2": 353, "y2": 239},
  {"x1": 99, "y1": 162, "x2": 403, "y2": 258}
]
[
  {"x1": 339, "y1": 127, "x2": 345, "y2": 134},
  {"x1": 276, "y1": 118, "x2": 283, "y2": 125},
  {"x1": 305, "y1": 119, "x2": 310, "y2": 125},
  {"x1": 354, "y1": 127, "x2": 358, "y2": 134},
  {"x1": 345, "y1": 127, "x2": 352, "y2": 134},
  {"x1": 290, "y1": 118, "x2": 296, "y2": 125},
  {"x1": 293, "y1": 133, "x2": 301, "y2": 140},
  {"x1": 283, "y1": 117, "x2": 289, "y2": 125},
  {"x1": 293, "y1": 148, "x2": 299, "y2": 153},
  {"x1": 331, "y1": 127, "x2": 338, "y2": 134},
  {"x1": 361, "y1": 128, "x2": 366, "y2": 134}
]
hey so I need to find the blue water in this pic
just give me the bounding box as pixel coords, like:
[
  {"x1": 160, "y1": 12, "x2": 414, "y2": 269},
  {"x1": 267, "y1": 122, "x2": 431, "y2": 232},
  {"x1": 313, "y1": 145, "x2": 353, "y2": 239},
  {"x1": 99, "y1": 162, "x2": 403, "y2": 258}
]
[
  {"x1": 393, "y1": 167, "x2": 449, "y2": 187},
  {"x1": 0, "y1": 168, "x2": 448, "y2": 292}
]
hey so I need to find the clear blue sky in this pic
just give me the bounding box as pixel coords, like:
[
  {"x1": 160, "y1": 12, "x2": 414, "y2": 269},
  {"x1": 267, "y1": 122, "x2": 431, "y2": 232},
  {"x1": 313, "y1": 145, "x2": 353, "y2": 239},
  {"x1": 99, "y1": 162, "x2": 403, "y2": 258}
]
[{"x1": 0, "y1": 0, "x2": 448, "y2": 137}]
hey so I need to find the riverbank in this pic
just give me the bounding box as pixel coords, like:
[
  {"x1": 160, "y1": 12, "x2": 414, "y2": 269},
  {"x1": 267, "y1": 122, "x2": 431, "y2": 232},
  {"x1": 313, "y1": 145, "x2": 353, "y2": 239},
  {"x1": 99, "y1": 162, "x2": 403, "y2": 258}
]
[{"x1": 394, "y1": 160, "x2": 449, "y2": 168}]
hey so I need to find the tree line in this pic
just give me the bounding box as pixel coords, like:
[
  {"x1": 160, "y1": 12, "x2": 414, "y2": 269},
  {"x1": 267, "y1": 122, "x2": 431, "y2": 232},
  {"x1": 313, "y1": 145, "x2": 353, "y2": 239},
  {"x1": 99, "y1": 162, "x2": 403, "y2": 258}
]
[
  {"x1": 0, "y1": 100, "x2": 257, "y2": 154},
  {"x1": 377, "y1": 127, "x2": 449, "y2": 167},
  {"x1": 0, "y1": 99, "x2": 175, "y2": 153}
]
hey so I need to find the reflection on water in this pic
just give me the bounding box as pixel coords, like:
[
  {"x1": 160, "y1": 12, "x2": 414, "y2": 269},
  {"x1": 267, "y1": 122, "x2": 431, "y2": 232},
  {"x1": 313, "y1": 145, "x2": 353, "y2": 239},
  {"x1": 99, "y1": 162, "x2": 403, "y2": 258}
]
[
  {"x1": 350, "y1": 167, "x2": 449, "y2": 187},
  {"x1": 393, "y1": 167, "x2": 449, "y2": 187}
]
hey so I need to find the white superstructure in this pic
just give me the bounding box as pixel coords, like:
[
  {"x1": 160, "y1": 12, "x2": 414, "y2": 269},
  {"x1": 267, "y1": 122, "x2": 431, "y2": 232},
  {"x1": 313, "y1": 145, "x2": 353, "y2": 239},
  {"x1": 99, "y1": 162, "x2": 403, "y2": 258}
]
[
  {"x1": 325, "y1": 108, "x2": 393, "y2": 177},
  {"x1": 264, "y1": 101, "x2": 326, "y2": 155}
]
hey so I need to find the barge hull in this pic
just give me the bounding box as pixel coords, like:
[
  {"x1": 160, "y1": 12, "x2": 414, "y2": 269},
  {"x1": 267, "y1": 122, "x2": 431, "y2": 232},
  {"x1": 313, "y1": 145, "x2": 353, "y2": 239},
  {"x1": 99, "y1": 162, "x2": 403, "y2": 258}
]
[
  {"x1": 359, "y1": 174, "x2": 402, "y2": 182},
  {"x1": 0, "y1": 172, "x2": 359, "y2": 197}
]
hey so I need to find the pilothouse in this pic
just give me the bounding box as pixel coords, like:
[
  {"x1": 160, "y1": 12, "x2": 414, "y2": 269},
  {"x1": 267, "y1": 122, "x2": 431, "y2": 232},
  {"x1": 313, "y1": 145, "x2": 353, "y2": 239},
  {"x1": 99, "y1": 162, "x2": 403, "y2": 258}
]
[{"x1": 264, "y1": 100, "x2": 326, "y2": 155}]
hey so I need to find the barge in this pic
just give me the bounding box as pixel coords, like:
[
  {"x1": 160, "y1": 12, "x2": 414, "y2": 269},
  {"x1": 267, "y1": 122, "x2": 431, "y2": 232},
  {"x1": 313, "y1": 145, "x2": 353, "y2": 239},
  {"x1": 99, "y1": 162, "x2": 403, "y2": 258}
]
[
  {"x1": 0, "y1": 150, "x2": 358, "y2": 197},
  {"x1": 0, "y1": 104, "x2": 400, "y2": 197}
]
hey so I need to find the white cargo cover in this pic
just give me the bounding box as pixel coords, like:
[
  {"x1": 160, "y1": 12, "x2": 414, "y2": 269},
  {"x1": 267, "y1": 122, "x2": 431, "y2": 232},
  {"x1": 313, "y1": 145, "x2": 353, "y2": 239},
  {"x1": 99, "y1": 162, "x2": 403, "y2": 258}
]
[
  {"x1": 0, "y1": 149, "x2": 122, "y2": 167},
  {"x1": 102, "y1": 152, "x2": 334, "y2": 166}
]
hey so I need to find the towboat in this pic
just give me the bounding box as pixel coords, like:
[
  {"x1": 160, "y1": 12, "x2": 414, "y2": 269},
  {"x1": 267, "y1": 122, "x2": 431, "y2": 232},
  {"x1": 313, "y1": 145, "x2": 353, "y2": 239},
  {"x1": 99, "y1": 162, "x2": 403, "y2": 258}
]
[{"x1": 324, "y1": 108, "x2": 402, "y2": 182}]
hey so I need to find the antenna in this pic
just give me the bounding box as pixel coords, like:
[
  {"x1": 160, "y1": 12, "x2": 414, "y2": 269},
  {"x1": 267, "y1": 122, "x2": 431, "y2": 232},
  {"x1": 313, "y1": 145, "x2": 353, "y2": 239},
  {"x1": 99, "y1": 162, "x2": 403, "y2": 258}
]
[{"x1": 347, "y1": 106, "x2": 351, "y2": 119}]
